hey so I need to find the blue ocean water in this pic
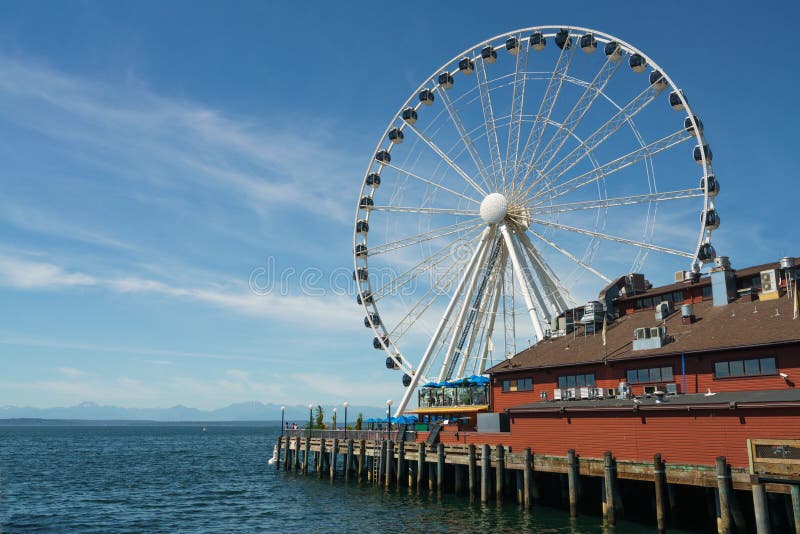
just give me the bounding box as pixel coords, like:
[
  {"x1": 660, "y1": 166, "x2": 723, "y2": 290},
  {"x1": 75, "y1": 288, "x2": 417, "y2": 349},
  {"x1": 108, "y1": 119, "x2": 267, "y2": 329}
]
[{"x1": 0, "y1": 424, "x2": 670, "y2": 533}]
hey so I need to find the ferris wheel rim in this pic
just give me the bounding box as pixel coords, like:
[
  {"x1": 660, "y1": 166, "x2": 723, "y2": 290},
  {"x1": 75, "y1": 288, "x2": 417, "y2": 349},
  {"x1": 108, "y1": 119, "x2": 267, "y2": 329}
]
[{"x1": 353, "y1": 25, "x2": 716, "y2": 397}]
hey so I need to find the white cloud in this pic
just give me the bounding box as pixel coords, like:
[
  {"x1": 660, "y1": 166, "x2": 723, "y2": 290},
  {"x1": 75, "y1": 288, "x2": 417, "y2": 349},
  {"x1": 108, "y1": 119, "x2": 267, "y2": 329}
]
[
  {"x1": 0, "y1": 255, "x2": 96, "y2": 289},
  {"x1": 55, "y1": 367, "x2": 86, "y2": 377}
]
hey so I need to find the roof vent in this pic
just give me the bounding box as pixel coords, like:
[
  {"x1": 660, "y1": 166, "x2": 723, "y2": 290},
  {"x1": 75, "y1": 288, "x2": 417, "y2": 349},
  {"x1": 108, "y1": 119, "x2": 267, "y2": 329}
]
[
  {"x1": 780, "y1": 257, "x2": 796, "y2": 270},
  {"x1": 680, "y1": 303, "x2": 695, "y2": 324},
  {"x1": 655, "y1": 301, "x2": 674, "y2": 321}
]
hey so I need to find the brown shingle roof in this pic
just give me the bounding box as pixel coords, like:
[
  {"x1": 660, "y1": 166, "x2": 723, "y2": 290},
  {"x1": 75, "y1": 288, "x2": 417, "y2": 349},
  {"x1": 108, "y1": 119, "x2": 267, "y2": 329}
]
[{"x1": 490, "y1": 294, "x2": 800, "y2": 374}]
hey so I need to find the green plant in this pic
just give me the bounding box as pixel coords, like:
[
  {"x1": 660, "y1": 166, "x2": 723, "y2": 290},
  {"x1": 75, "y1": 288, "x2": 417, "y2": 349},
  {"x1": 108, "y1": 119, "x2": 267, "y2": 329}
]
[
  {"x1": 354, "y1": 412, "x2": 363, "y2": 430},
  {"x1": 314, "y1": 405, "x2": 325, "y2": 429}
]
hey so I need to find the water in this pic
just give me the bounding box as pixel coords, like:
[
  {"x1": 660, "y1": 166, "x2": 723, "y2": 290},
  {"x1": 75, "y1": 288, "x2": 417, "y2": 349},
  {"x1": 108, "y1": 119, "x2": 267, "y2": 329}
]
[{"x1": 1, "y1": 424, "x2": 670, "y2": 533}]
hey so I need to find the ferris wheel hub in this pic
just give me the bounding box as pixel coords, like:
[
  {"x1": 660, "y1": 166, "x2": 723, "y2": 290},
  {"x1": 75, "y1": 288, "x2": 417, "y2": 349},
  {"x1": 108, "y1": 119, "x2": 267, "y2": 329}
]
[{"x1": 480, "y1": 193, "x2": 508, "y2": 225}]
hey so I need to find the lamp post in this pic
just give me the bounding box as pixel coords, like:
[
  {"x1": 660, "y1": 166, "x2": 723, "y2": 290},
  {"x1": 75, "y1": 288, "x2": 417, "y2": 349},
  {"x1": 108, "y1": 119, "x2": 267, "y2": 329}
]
[
  {"x1": 308, "y1": 403, "x2": 314, "y2": 438},
  {"x1": 386, "y1": 399, "x2": 393, "y2": 438},
  {"x1": 332, "y1": 407, "x2": 337, "y2": 432},
  {"x1": 280, "y1": 405, "x2": 285, "y2": 436},
  {"x1": 343, "y1": 402, "x2": 349, "y2": 438}
]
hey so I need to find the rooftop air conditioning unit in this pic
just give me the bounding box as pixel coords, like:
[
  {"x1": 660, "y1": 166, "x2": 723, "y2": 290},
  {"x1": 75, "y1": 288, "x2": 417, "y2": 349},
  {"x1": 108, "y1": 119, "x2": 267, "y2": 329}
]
[
  {"x1": 665, "y1": 383, "x2": 678, "y2": 395},
  {"x1": 553, "y1": 388, "x2": 563, "y2": 401},
  {"x1": 761, "y1": 269, "x2": 779, "y2": 293},
  {"x1": 655, "y1": 301, "x2": 674, "y2": 320},
  {"x1": 566, "y1": 387, "x2": 577, "y2": 400},
  {"x1": 674, "y1": 270, "x2": 686, "y2": 283},
  {"x1": 579, "y1": 387, "x2": 591, "y2": 399},
  {"x1": 593, "y1": 388, "x2": 604, "y2": 399}
]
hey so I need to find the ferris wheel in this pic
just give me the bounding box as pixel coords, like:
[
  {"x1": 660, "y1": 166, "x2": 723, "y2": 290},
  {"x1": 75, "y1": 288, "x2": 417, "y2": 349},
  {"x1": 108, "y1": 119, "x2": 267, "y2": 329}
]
[{"x1": 353, "y1": 26, "x2": 719, "y2": 415}]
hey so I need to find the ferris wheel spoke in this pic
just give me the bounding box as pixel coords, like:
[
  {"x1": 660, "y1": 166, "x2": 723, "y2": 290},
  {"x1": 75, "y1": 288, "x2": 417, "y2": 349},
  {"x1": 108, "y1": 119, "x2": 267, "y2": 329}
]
[
  {"x1": 529, "y1": 217, "x2": 695, "y2": 258},
  {"x1": 475, "y1": 57, "x2": 506, "y2": 191},
  {"x1": 511, "y1": 35, "x2": 576, "y2": 192},
  {"x1": 404, "y1": 122, "x2": 488, "y2": 197},
  {"x1": 529, "y1": 188, "x2": 704, "y2": 216},
  {"x1": 517, "y1": 57, "x2": 623, "y2": 197},
  {"x1": 504, "y1": 39, "x2": 530, "y2": 185},
  {"x1": 384, "y1": 162, "x2": 482, "y2": 205},
  {"x1": 526, "y1": 227, "x2": 612, "y2": 283},
  {"x1": 387, "y1": 252, "x2": 467, "y2": 342},
  {"x1": 527, "y1": 128, "x2": 693, "y2": 205},
  {"x1": 367, "y1": 218, "x2": 483, "y2": 256},
  {"x1": 395, "y1": 227, "x2": 493, "y2": 415},
  {"x1": 478, "y1": 264, "x2": 504, "y2": 374},
  {"x1": 371, "y1": 227, "x2": 484, "y2": 301},
  {"x1": 370, "y1": 205, "x2": 480, "y2": 217},
  {"x1": 436, "y1": 88, "x2": 495, "y2": 194},
  {"x1": 529, "y1": 83, "x2": 664, "y2": 196}
]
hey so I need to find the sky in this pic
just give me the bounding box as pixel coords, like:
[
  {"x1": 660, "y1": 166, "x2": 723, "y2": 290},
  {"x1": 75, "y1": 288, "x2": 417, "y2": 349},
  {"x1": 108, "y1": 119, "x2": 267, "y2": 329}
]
[{"x1": 0, "y1": 0, "x2": 798, "y2": 410}]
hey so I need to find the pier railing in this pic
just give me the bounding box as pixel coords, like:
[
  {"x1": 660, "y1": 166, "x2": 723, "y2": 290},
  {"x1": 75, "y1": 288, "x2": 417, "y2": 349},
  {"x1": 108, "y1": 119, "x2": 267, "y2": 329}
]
[{"x1": 283, "y1": 428, "x2": 417, "y2": 442}]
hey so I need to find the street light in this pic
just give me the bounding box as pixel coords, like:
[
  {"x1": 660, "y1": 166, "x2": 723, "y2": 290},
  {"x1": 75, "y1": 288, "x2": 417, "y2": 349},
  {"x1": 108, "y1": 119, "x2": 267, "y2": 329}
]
[
  {"x1": 343, "y1": 402, "x2": 349, "y2": 438},
  {"x1": 386, "y1": 399, "x2": 393, "y2": 438},
  {"x1": 308, "y1": 403, "x2": 314, "y2": 437},
  {"x1": 332, "y1": 407, "x2": 337, "y2": 431},
  {"x1": 280, "y1": 405, "x2": 285, "y2": 436}
]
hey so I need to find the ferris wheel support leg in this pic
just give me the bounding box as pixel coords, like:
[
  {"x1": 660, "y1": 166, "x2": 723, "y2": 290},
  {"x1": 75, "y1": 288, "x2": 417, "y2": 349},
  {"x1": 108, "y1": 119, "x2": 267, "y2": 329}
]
[
  {"x1": 517, "y1": 230, "x2": 570, "y2": 314},
  {"x1": 477, "y1": 261, "x2": 504, "y2": 374},
  {"x1": 437, "y1": 229, "x2": 495, "y2": 382},
  {"x1": 394, "y1": 227, "x2": 492, "y2": 417},
  {"x1": 500, "y1": 224, "x2": 546, "y2": 342},
  {"x1": 458, "y1": 255, "x2": 502, "y2": 378}
]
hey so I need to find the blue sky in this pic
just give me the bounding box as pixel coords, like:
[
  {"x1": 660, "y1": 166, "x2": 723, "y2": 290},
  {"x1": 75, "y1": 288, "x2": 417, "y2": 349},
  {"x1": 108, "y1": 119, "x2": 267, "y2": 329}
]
[{"x1": 0, "y1": 1, "x2": 797, "y2": 410}]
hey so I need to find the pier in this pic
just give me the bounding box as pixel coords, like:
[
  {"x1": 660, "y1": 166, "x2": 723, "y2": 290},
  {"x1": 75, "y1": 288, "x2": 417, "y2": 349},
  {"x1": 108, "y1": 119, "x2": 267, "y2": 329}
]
[{"x1": 274, "y1": 429, "x2": 800, "y2": 532}]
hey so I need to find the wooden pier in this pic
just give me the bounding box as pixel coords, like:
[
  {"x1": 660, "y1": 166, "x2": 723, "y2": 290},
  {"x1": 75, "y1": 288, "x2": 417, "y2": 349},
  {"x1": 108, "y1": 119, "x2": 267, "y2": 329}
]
[{"x1": 274, "y1": 431, "x2": 800, "y2": 532}]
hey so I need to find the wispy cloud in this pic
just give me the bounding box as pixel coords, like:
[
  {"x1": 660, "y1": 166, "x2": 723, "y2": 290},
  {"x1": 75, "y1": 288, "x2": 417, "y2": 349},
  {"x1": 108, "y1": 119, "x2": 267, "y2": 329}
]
[
  {"x1": 0, "y1": 55, "x2": 357, "y2": 224},
  {"x1": 0, "y1": 254, "x2": 96, "y2": 288}
]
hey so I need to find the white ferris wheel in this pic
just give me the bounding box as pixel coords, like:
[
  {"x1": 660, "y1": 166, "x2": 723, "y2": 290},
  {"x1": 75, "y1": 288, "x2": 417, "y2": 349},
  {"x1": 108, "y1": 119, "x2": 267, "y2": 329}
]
[{"x1": 353, "y1": 26, "x2": 720, "y2": 416}]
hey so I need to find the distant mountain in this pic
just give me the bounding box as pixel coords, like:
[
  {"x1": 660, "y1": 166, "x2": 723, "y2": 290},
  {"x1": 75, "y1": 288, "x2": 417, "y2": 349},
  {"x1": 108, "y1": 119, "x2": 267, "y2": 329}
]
[{"x1": 0, "y1": 401, "x2": 388, "y2": 422}]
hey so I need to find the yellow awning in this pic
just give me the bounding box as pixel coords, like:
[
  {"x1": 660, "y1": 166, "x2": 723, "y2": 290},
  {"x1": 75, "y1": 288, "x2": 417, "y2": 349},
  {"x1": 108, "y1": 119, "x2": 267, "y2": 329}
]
[{"x1": 406, "y1": 405, "x2": 489, "y2": 415}]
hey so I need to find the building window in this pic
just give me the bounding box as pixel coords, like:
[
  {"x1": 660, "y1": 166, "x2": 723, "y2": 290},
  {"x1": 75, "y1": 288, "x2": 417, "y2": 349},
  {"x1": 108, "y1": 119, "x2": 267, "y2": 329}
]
[
  {"x1": 702, "y1": 285, "x2": 713, "y2": 299},
  {"x1": 626, "y1": 366, "x2": 674, "y2": 384},
  {"x1": 557, "y1": 373, "x2": 596, "y2": 389},
  {"x1": 673, "y1": 290, "x2": 685, "y2": 303},
  {"x1": 714, "y1": 357, "x2": 777, "y2": 378},
  {"x1": 502, "y1": 377, "x2": 532, "y2": 392}
]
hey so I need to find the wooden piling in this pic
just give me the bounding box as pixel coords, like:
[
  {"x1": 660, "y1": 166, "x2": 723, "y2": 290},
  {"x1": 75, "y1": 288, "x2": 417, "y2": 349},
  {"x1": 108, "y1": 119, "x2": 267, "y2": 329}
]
[
  {"x1": 468, "y1": 444, "x2": 477, "y2": 502},
  {"x1": 481, "y1": 443, "x2": 490, "y2": 503},
  {"x1": 523, "y1": 448, "x2": 532, "y2": 509},
  {"x1": 567, "y1": 449, "x2": 578, "y2": 517},
  {"x1": 516, "y1": 470, "x2": 523, "y2": 505},
  {"x1": 345, "y1": 439, "x2": 354, "y2": 481},
  {"x1": 752, "y1": 481, "x2": 771, "y2": 534},
  {"x1": 293, "y1": 437, "x2": 301, "y2": 471},
  {"x1": 496, "y1": 444, "x2": 505, "y2": 505},
  {"x1": 330, "y1": 438, "x2": 339, "y2": 480},
  {"x1": 653, "y1": 453, "x2": 666, "y2": 534},
  {"x1": 318, "y1": 438, "x2": 326, "y2": 478},
  {"x1": 416, "y1": 442, "x2": 425, "y2": 491},
  {"x1": 385, "y1": 440, "x2": 394, "y2": 488},
  {"x1": 716, "y1": 456, "x2": 731, "y2": 534},
  {"x1": 437, "y1": 443, "x2": 445, "y2": 495},
  {"x1": 428, "y1": 458, "x2": 436, "y2": 491},
  {"x1": 377, "y1": 440, "x2": 386, "y2": 487},
  {"x1": 276, "y1": 436, "x2": 283, "y2": 470},
  {"x1": 791, "y1": 485, "x2": 800, "y2": 534},
  {"x1": 358, "y1": 439, "x2": 366, "y2": 481},
  {"x1": 604, "y1": 451, "x2": 616, "y2": 526},
  {"x1": 397, "y1": 440, "x2": 406, "y2": 487},
  {"x1": 303, "y1": 436, "x2": 310, "y2": 475}
]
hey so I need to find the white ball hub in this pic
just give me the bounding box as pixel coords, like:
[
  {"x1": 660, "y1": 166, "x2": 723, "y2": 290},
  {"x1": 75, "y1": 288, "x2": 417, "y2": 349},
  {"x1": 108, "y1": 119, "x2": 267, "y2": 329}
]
[{"x1": 480, "y1": 193, "x2": 508, "y2": 225}]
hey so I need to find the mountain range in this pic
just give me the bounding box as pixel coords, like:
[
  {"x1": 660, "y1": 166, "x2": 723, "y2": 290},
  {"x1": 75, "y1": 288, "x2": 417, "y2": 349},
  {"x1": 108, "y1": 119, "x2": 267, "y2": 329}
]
[{"x1": 0, "y1": 401, "x2": 389, "y2": 422}]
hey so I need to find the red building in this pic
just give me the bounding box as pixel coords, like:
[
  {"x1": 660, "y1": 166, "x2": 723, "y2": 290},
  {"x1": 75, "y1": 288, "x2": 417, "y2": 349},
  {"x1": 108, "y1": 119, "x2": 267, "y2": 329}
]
[{"x1": 424, "y1": 257, "x2": 800, "y2": 470}]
